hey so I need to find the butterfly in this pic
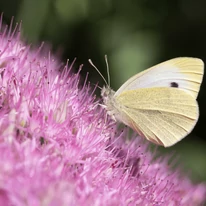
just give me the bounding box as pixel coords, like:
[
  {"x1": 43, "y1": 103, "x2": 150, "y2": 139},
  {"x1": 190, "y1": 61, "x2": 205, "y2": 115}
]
[{"x1": 98, "y1": 57, "x2": 204, "y2": 147}]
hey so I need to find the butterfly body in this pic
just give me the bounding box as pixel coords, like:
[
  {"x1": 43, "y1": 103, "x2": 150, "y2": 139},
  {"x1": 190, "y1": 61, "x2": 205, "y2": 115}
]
[
  {"x1": 101, "y1": 57, "x2": 204, "y2": 147},
  {"x1": 101, "y1": 86, "x2": 131, "y2": 123}
]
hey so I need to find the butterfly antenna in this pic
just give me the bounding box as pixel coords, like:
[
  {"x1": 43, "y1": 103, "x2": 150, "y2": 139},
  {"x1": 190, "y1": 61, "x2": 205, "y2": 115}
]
[
  {"x1": 91, "y1": 82, "x2": 102, "y2": 90},
  {"x1": 88, "y1": 59, "x2": 108, "y2": 86},
  {"x1": 104, "y1": 55, "x2": 111, "y2": 86}
]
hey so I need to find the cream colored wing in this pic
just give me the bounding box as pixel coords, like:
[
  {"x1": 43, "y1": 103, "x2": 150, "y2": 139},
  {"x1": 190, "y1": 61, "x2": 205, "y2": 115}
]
[
  {"x1": 115, "y1": 57, "x2": 204, "y2": 99},
  {"x1": 115, "y1": 87, "x2": 199, "y2": 147}
]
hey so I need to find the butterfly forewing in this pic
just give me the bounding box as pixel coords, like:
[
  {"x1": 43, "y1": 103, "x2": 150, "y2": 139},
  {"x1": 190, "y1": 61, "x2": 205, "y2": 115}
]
[{"x1": 115, "y1": 57, "x2": 204, "y2": 99}]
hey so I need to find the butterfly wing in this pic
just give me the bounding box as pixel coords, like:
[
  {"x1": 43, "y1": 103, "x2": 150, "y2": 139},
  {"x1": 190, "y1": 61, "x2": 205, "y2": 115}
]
[
  {"x1": 115, "y1": 57, "x2": 204, "y2": 98},
  {"x1": 115, "y1": 87, "x2": 199, "y2": 147}
]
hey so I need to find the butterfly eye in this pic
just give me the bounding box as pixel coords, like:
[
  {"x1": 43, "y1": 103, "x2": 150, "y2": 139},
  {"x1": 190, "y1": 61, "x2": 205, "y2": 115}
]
[{"x1": 170, "y1": 82, "x2": 179, "y2": 88}]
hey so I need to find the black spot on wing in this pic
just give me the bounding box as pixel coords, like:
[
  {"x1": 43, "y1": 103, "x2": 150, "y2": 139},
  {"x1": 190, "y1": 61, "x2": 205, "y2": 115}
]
[{"x1": 170, "y1": 82, "x2": 179, "y2": 88}]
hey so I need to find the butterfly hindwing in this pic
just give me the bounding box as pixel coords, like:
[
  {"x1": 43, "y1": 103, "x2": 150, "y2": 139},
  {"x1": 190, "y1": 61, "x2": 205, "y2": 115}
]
[{"x1": 115, "y1": 87, "x2": 198, "y2": 147}]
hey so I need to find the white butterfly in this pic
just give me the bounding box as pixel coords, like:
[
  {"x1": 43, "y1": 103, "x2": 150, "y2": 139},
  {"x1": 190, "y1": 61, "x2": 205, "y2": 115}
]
[{"x1": 91, "y1": 57, "x2": 204, "y2": 147}]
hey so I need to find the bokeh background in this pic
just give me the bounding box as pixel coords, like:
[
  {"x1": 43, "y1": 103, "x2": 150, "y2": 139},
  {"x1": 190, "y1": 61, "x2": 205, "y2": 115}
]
[{"x1": 1, "y1": 0, "x2": 206, "y2": 183}]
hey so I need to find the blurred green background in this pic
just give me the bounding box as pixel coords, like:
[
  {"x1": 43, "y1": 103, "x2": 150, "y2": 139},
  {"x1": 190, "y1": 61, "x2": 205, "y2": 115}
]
[{"x1": 1, "y1": 0, "x2": 206, "y2": 183}]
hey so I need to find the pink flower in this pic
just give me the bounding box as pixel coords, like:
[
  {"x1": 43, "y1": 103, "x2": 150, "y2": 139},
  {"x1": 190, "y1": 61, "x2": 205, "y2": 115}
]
[{"x1": 0, "y1": 16, "x2": 205, "y2": 205}]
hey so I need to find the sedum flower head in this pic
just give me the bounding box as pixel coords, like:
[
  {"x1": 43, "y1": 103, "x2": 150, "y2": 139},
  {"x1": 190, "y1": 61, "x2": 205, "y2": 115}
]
[{"x1": 0, "y1": 17, "x2": 205, "y2": 206}]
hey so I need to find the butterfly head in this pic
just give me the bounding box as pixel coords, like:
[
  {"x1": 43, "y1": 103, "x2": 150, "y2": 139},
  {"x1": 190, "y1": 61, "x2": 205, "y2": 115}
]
[{"x1": 101, "y1": 86, "x2": 115, "y2": 104}]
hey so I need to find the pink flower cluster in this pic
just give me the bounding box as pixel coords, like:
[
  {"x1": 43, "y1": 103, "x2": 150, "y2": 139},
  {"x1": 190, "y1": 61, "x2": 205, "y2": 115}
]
[{"x1": 0, "y1": 17, "x2": 205, "y2": 206}]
